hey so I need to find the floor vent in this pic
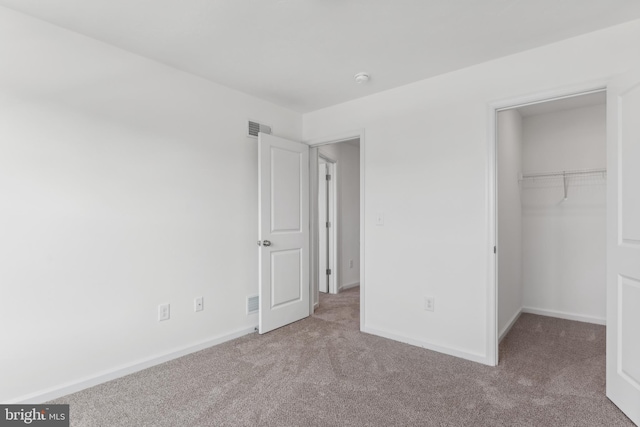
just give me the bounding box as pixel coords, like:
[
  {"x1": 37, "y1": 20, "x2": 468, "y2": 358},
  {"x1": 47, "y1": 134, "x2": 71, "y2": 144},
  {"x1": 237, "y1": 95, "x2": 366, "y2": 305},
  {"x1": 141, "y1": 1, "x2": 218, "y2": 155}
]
[
  {"x1": 247, "y1": 120, "x2": 272, "y2": 138},
  {"x1": 247, "y1": 295, "x2": 259, "y2": 314}
]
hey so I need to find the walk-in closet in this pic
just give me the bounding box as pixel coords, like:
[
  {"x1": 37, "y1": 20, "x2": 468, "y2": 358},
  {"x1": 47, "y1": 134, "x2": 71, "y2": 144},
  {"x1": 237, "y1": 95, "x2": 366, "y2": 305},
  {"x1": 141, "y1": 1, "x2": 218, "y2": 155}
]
[{"x1": 497, "y1": 91, "x2": 607, "y2": 341}]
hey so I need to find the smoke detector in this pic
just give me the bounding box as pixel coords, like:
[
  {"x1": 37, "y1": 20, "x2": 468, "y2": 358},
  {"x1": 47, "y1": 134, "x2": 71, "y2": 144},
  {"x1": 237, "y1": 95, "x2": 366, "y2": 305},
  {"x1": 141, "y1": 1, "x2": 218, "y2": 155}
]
[{"x1": 354, "y1": 72, "x2": 370, "y2": 84}]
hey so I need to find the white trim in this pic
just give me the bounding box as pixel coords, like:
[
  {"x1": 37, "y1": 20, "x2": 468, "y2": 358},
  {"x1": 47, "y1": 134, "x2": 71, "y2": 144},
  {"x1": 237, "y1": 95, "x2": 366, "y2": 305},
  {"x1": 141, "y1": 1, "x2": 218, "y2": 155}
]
[
  {"x1": 359, "y1": 132, "x2": 365, "y2": 331},
  {"x1": 306, "y1": 129, "x2": 365, "y2": 331},
  {"x1": 487, "y1": 79, "x2": 610, "y2": 367},
  {"x1": 362, "y1": 326, "x2": 490, "y2": 366},
  {"x1": 486, "y1": 101, "x2": 498, "y2": 366},
  {"x1": 488, "y1": 81, "x2": 608, "y2": 112},
  {"x1": 494, "y1": 88, "x2": 607, "y2": 112},
  {"x1": 309, "y1": 146, "x2": 320, "y2": 313},
  {"x1": 499, "y1": 309, "x2": 522, "y2": 342},
  {"x1": 339, "y1": 281, "x2": 360, "y2": 292},
  {"x1": 7, "y1": 326, "x2": 257, "y2": 404},
  {"x1": 497, "y1": 305, "x2": 605, "y2": 344},
  {"x1": 306, "y1": 129, "x2": 362, "y2": 147},
  {"x1": 522, "y1": 307, "x2": 606, "y2": 325}
]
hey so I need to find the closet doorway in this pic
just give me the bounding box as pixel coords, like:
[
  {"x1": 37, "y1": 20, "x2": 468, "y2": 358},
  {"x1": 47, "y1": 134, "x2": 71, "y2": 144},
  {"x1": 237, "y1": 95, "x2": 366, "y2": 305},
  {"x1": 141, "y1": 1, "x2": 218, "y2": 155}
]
[{"x1": 496, "y1": 90, "x2": 607, "y2": 352}]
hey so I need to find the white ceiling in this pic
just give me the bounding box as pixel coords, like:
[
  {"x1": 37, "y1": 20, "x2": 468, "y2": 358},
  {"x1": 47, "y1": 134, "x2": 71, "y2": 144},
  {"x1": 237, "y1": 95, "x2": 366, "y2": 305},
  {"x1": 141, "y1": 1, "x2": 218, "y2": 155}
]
[{"x1": 2, "y1": 0, "x2": 640, "y2": 113}]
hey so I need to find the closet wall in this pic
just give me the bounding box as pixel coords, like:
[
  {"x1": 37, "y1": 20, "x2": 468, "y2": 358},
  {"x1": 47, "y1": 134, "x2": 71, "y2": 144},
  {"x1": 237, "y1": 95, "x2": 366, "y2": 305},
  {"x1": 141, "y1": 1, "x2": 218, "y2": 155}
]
[
  {"x1": 497, "y1": 110, "x2": 523, "y2": 336},
  {"x1": 498, "y1": 96, "x2": 607, "y2": 337},
  {"x1": 521, "y1": 102, "x2": 607, "y2": 323}
]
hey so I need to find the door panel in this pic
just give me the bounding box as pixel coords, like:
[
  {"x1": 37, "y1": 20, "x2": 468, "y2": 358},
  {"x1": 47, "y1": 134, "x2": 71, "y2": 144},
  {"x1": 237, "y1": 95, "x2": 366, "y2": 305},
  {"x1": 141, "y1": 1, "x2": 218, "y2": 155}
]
[
  {"x1": 620, "y1": 86, "x2": 640, "y2": 242},
  {"x1": 259, "y1": 133, "x2": 309, "y2": 334},
  {"x1": 271, "y1": 147, "x2": 302, "y2": 232},
  {"x1": 606, "y1": 70, "x2": 640, "y2": 425},
  {"x1": 620, "y1": 276, "x2": 640, "y2": 386},
  {"x1": 271, "y1": 249, "x2": 302, "y2": 307}
]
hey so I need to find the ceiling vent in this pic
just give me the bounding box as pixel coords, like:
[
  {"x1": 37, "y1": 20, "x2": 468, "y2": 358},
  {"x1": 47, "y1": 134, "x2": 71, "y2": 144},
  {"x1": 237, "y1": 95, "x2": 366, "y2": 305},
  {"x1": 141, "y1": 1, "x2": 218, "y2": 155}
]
[{"x1": 247, "y1": 120, "x2": 272, "y2": 138}]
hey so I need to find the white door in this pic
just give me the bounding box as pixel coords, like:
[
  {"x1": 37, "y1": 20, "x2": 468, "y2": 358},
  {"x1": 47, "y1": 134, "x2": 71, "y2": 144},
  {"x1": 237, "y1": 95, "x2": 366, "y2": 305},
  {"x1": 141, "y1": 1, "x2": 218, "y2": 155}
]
[
  {"x1": 326, "y1": 162, "x2": 337, "y2": 295},
  {"x1": 606, "y1": 70, "x2": 640, "y2": 425},
  {"x1": 318, "y1": 161, "x2": 329, "y2": 293},
  {"x1": 258, "y1": 133, "x2": 310, "y2": 334}
]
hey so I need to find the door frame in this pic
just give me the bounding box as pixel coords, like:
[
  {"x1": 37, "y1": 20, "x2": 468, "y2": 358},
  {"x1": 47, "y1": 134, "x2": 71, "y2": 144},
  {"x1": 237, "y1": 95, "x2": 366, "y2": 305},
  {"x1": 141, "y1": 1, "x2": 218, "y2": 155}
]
[
  {"x1": 307, "y1": 129, "x2": 365, "y2": 329},
  {"x1": 487, "y1": 80, "x2": 608, "y2": 366},
  {"x1": 318, "y1": 154, "x2": 338, "y2": 294}
]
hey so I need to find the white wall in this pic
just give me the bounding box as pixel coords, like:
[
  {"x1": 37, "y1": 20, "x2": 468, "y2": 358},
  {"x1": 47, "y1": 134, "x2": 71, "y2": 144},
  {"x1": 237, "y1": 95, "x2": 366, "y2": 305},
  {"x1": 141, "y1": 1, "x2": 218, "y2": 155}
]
[
  {"x1": 318, "y1": 141, "x2": 360, "y2": 290},
  {"x1": 2, "y1": 8, "x2": 635, "y2": 403},
  {"x1": 303, "y1": 19, "x2": 640, "y2": 363},
  {"x1": 521, "y1": 104, "x2": 607, "y2": 322},
  {"x1": 497, "y1": 110, "x2": 523, "y2": 337},
  {"x1": 0, "y1": 7, "x2": 301, "y2": 402}
]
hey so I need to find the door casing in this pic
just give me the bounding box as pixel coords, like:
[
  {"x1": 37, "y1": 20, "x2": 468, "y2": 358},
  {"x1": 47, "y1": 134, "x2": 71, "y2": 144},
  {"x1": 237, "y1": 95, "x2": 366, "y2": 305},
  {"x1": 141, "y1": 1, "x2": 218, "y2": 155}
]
[
  {"x1": 488, "y1": 80, "x2": 609, "y2": 366},
  {"x1": 307, "y1": 130, "x2": 365, "y2": 329}
]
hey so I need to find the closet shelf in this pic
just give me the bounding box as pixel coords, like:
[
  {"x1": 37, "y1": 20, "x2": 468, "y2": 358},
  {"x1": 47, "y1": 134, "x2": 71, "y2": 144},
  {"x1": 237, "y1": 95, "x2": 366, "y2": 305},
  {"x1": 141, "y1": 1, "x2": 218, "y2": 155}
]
[
  {"x1": 519, "y1": 168, "x2": 606, "y2": 200},
  {"x1": 519, "y1": 168, "x2": 607, "y2": 181}
]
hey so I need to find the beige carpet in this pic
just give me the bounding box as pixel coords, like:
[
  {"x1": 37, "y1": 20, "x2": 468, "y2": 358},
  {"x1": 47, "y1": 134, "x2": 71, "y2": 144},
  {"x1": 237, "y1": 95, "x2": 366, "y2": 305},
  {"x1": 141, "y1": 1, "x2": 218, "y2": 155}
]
[{"x1": 52, "y1": 287, "x2": 633, "y2": 426}]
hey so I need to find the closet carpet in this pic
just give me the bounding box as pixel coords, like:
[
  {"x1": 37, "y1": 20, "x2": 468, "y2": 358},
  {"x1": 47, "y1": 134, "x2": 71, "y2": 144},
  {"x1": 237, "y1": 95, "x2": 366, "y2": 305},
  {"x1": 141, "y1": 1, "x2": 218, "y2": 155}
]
[{"x1": 51, "y1": 287, "x2": 633, "y2": 426}]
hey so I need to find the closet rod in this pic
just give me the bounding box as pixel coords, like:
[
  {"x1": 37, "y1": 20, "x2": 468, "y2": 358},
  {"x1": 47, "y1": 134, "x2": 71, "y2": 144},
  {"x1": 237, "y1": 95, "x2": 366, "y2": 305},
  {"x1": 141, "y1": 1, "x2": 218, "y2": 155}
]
[{"x1": 519, "y1": 168, "x2": 607, "y2": 181}]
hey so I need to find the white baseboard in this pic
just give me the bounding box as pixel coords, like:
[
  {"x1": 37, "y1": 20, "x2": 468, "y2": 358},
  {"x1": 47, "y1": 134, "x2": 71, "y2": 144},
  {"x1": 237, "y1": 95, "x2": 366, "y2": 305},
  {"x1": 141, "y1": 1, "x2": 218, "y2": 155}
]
[
  {"x1": 339, "y1": 282, "x2": 360, "y2": 292},
  {"x1": 521, "y1": 307, "x2": 606, "y2": 325},
  {"x1": 9, "y1": 325, "x2": 257, "y2": 404},
  {"x1": 362, "y1": 326, "x2": 490, "y2": 366},
  {"x1": 499, "y1": 309, "x2": 522, "y2": 342}
]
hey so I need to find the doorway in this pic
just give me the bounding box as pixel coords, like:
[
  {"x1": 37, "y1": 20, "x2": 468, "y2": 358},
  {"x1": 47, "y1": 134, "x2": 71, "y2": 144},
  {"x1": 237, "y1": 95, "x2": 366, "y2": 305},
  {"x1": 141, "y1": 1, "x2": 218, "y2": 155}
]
[
  {"x1": 495, "y1": 89, "x2": 607, "y2": 361},
  {"x1": 258, "y1": 130, "x2": 365, "y2": 333},
  {"x1": 310, "y1": 137, "x2": 361, "y2": 315}
]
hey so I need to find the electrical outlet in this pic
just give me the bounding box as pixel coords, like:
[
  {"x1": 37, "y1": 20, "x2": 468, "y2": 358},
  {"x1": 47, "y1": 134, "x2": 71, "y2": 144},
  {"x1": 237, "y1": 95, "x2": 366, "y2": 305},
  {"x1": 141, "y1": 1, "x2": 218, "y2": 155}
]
[
  {"x1": 158, "y1": 303, "x2": 170, "y2": 321},
  {"x1": 424, "y1": 297, "x2": 435, "y2": 312},
  {"x1": 349, "y1": 259, "x2": 354, "y2": 268},
  {"x1": 195, "y1": 297, "x2": 204, "y2": 312}
]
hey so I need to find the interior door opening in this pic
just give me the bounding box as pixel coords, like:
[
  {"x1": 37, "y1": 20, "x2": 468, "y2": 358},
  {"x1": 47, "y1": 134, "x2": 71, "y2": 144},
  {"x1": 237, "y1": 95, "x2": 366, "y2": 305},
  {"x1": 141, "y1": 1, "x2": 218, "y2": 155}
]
[
  {"x1": 311, "y1": 138, "x2": 361, "y2": 313},
  {"x1": 493, "y1": 84, "x2": 640, "y2": 423},
  {"x1": 496, "y1": 90, "x2": 607, "y2": 351},
  {"x1": 259, "y1": 130, "x2": 364, "y2": 334}
]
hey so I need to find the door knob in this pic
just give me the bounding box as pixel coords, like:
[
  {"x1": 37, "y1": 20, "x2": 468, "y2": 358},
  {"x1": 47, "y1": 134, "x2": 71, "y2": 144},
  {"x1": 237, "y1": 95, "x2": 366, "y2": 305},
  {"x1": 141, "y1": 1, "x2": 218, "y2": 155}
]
[{"x1": 262, "y1": 240, "x2": 272, "y2": 247}]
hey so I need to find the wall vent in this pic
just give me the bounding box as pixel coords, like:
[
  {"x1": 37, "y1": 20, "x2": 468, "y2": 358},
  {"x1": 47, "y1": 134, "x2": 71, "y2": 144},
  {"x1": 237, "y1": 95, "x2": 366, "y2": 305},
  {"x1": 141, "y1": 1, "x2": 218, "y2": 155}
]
[
  {"x1": 247, "y1": 295, "x2": 259, "y2": 314},
  {"x1": 247, "y1": 120, "x2": 272, "y2": 138}
]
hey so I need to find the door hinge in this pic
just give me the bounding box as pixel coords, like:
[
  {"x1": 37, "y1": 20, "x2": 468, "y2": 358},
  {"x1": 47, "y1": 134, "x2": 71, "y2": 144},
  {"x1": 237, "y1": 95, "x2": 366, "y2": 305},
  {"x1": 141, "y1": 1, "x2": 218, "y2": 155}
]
[
  {"x1": 326, "y1": 221, "x2": 331, "y2": 228},
  {"x1": 326, "y1": 174, "x2": 331, "y2": 181},
  {"x1": 493, "y1": 246, "x2": 496, "y2": 254},
  {"x1": 326, "y1": 269, "x2": 332, "y2": 275}
]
